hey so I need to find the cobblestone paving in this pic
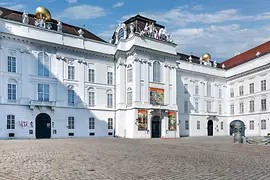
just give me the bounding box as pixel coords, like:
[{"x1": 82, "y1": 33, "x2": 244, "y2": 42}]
[{"x1": 0, "y1": 137, "x2": 270, "y2": 180}]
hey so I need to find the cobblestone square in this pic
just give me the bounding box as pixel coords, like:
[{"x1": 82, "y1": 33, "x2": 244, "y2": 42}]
[{"x1": 0, "y1": 137, "x2": 270, "y2": 180}]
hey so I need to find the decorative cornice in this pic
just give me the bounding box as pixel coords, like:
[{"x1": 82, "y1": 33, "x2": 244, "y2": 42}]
[{"x1": 228, "y1": 63, "x2": 270, "y2": 81}]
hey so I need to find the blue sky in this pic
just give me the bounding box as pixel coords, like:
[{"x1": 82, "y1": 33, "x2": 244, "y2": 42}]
[{"x1": 1, "y1": 0, "x2": 270, "y2": 61}]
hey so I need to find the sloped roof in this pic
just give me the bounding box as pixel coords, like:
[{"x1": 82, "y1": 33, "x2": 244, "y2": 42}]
[
  {"x1": 177, "y1": 53, "x2": 224, "y2": 69},
  {"x1": 221, "y1": 41, "x2": 270, "y2": 69},
  {"x1": 0, "y1": 7, "x2": 107, "y2": 43}
]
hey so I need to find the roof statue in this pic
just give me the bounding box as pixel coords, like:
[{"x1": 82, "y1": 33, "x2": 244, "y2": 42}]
[
  {"x1": 34, "y1": 7, "x2": 51, "y2": 28},
  {"x1": 202, "y1": 53, "x2": 211, "y2": 62},
  {"x1": 22, "y1": 11, "x2": 29, "y2": 24},
  {"x1": 57, "y1": 20, "x2": 62, "y2": 32}
]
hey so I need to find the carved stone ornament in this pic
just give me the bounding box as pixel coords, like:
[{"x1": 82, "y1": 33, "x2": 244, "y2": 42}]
[
  {"x1": 128, "y1": 23, "x2": 135, "y2": 38},
  {"x1": 139, "y1": 22, "x2": 173, "y2": 43},
  {"x1": 78, "y1": 29, "x2": 84, "y2": 36},
  {"x1": 213, "y1": 60, "x2": 217, "y2": 68}
]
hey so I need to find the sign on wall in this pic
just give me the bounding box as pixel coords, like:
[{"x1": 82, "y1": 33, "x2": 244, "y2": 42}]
[
  {"x1": 138, "y1": 110, "x2": 148, "y2": 131},
  {"x1": 150, "y1": 88, "x2": 164, "y2": 105},
  {"x1": 168, "y1": 111, "x2": 177, "y2": 131}
]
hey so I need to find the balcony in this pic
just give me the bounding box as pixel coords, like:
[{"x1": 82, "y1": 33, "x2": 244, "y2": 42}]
[{"x1": 29, "y1": 100, "x2": 56, "y2": 111}]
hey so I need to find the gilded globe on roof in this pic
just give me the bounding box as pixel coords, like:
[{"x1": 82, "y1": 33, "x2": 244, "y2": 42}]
[
  {"x1": 202, "y1": 53, "x2": 211, "y2": 62},
  {"x1": 36, "y1": 7, "x2": 51, "y2": 21}
]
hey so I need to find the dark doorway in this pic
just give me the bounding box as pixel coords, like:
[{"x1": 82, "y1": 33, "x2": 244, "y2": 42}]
[
  {"x1": 230, "y1": 120, "x2": 245, "y2": 137},
  {"x1": 207, "y1": 120, "x2": 213, "y2": 136},
  {"x1": 151, "y1": 116, "x2": 161, "y2": 138},
  {"x1": 35, "y1": 113, "x2": 51, "y2": 139}
]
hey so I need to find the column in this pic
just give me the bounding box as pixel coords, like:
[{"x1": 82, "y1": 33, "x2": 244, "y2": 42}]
[
  {"x1": 171, "y1": 67, "x2": 177, "y2": 106},
  {"x1": 116, "y1": 58, "x2": 126, "y2": 108},
  {"x1": 144, "y1": 61, "x2": 149, "y2": 104},
  {"x1": 164, "y1": 65, "x2": 170, "y2": 106},
  {"x1": 132, "y1": 56, "x2": 141, "y2": 103},
  {"x1": 21, "y1": 50, "x2": 30, "y2": 103}
]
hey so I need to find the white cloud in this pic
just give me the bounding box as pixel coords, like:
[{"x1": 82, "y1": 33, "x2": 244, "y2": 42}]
[
  {"x1": 113, "y1": 2, "x2": 124, "y2": 8},
  {"x1": 121, "y1": 8, "x2": 270, "y2": 60},
  {"x1": 59, "y1": 5, "x2": 106, "y2": 20},
  {"x1": 191, "y1": 5, "x2": 203, "y2": 11},
  {"x1": 0, "y1": 3, "x2": 27, "y2": 11},
  {"x1": 66, "y1": 0, "x2": 78, "y2": 4},
  {"x1": 172, "y1": 24, "x2": 270, "y2": 59}
]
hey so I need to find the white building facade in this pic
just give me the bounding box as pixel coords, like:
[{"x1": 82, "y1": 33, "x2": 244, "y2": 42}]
[{"x1": 0, "y1": 7, "x2": 269, "y2": 139}]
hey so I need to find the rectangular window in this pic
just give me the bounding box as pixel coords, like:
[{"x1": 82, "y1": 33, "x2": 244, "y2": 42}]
[
  {"x1": 8, "y1": 56, "x2": 16, "y2": 73},
  {"x1": 184, "y1": 84, "x2": 188, "y2": 93},
  {"x1": 127, "y1": 92, "x2": 132, "y2": 106},
  {"x1": 107, "y1": 72, "x2": 113, "y2": 85},
  {"x1": 206, "y1": 101, "x2": 211, "y2": 113},
  {"x1": 185, "y1": 120, "x2": 189, "y2": 130},
  {"x1": 195, "y1": 101, "x2": 199, "y2": 113},
  {"x1": 107, "y1": 94, "x2": 113, "y2": 107},
  {"x1": 249, "y1": 83, "x2": 254, "y2": 94},
  {"x1": 7, "y1": 115, "x2": 15, "y2": 129},
  {"x1": 88, "y1": 69, "x2": 95, "y2": 83},
  {"x1": 38, "y1": 84, "x2": 49, "y2": 101},
  {"x1": 261, "y1": 120, "x2": 266, "y2": 130},
  {"x1": 239, "y1": 86, "x2": 244, "y2": 96},
  {"x1": 89, "y1": 92, "x2": 95, "y2": 106},
  {"x1": 221, "y1": 122, "x2": 224, "y2": 130},
  {"x1": 230, "y1": 104, "x2": 234, "y2": 114},
  {"x1": 89, "y1": 118, "x2": 95, "y2": 129},
  {"x1": 219, "y1": 103, "x2": 222, "y2": 114},
  {"x1": 250, "y1": 100, "x2": 254, "y2": 112},
  {"x1": 261, "y1": 80, "x2": 266, "y2": 91},
  {"x1": 230, "y1": 88, "x2": 234, "y2": 98},
  {"x1": 8, "y1": 84, "x2": 16, "y2": 101},
  {"x1": 108, "y1": 118, "x2": 113, "y2": 129},
  {"x1": 261, "y1": 99, "x2": 267, "y2": 111},
  {"x1": 250, "y1": 120, "x2": 254, "y2": 130},
  {"x1": 195, "y1": 85, "x2": 199, "y2": 95},
  {"x1": 219, "y1": 89, "x2": 222, "y2": 98},
  {"x1": 68, "y1": 89, "x2": 75, "y2": 105},
  {"x1": 68, "y1": 117, "x2": 74, "y2": 129},
  {"x1": 68, "y1": 66, "x2": 75, "y2": 80},
  {"x1": 197, "y1": 121, "x2": 200, "y2": 130},
  {"x1": 127, "y1": 68, "x2": 132, "y2": 82},
  {"x1": 207, "y1": 82, "x2": 211, "y2": 97},
  {"x1": 239, "y1": 102, "x2": 244, "y2": 113},
  {"x1": 184, "y1": 101, "x2": 188, "y2": 113}
]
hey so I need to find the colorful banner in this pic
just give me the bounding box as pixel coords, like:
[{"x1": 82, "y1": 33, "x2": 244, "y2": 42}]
[
  {"x1": 168, "y1": 111, "x2": 177, "y2": 131},
  {"x1": 150, "y1": 88, "x2": 164, "y2": 105},
  {"x1": 138, "y1": 110, "x2": 148, "y2": 131}
]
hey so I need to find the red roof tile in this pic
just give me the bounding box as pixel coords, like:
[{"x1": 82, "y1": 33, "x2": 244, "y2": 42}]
[{"x1": 221, "y1": 41, "x2": 270, "y2": 69}]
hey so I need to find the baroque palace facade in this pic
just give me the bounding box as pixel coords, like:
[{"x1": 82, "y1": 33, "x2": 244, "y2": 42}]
[{"x1": 0, "y1": 6, "x2": 269, "y2": 139}]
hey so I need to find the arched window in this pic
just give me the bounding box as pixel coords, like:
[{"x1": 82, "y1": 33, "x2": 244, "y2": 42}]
[
  {"x1": 127, "y1": 64, "x2": 133, "y2": 83},
  {"x1": 7, "y1": 115, "x2": 15, "y2": 129},
  {"x1": 68, "y1": 116, "x2": 74, "y2": 129},
  {"x1": 107, "y1": 89, "x2": 113, "y2": 107},
  {"x1": 38, "y1": 52, "x2": 49, "y2": 77},
  {"x1": 261, "y1": 120, "x2": 266, "y2": 130},
  {"x1": 88, "y1": 87, "x2": 95, "y2": 107},
  {"x1": 195, "y1": 99, "x2": 199, "y2": 113},
  {"x1": 206, "y1": 82, "x2": 211, "y2": 97},
  {"x1": 195, "y1": 84, "x2": 199, "y2": 95},
  {"x1": 127, "y1": 87, "x2": 132, "y2": 106},
  {"x1": 118, "y1": 28, "x2": 125, "y2": 40},
  {"x1": 153, "y1": 61, "x2": 161, "y2": 82}
]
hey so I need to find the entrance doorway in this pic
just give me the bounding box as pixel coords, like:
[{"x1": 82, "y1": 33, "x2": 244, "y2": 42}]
[
  {"x1": 35, "y1": 113, "x2": 51, "y2": 139},
  {"x1": 151, "y1": 116, "x2": 161, "y2": 138},
  {"x1": 207, "y1": 120, "x2": 213, "y2": 136}
]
